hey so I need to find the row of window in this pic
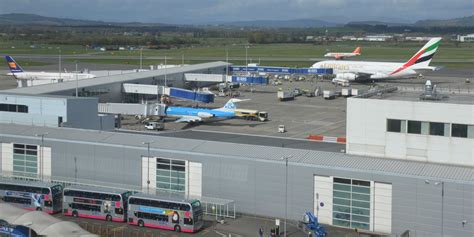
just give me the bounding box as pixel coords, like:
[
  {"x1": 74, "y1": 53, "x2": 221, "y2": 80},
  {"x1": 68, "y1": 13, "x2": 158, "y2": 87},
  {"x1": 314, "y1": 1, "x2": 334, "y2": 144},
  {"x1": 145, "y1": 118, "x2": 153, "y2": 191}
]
[
  {"x1": 129, "y1": 197, "x2": 191, "y2": 211},
  {"x1": 156, "y1": 158, "x2": 186, "y2": 193},
  {"x1": 134, "y1": 211, "x2": 169, "y2": 222},
  {"x1": 63, "y1": 190, "x2": 122, "y2": 201},
  {"x1": 13, "y1": 144, "x2": 38, "y2": 177},
  {"x1": 69, "y1": 203, "x2": 101, "y2": 212},
  {"x1": 0, "y1": 103, "x2": 28, "y2": 113},
  {"x1": 387, "y1": 119, "x2": 474, "y2": 138},
  {"x1": 332, "y1": 177, "x2": 371, "y2": 231},
  {"x1": 0, "y1": 183, "x2": 50, "y2": 194}
]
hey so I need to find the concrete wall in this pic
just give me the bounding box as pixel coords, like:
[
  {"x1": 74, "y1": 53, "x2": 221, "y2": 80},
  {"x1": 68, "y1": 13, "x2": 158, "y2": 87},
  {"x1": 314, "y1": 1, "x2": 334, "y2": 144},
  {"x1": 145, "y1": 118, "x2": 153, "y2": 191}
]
[
  {"x1": 346, "y1": 98, "x2": 474, "y2": 166},
  {"x1": 0, "y1": 135, "x2": 472, "y2": 237},
  {"x1": 0, "y1": 94, "x2": 67, "y2": 127},
  {"x1": 0, "y1": 94, "x2": 114, "y2": 130}
]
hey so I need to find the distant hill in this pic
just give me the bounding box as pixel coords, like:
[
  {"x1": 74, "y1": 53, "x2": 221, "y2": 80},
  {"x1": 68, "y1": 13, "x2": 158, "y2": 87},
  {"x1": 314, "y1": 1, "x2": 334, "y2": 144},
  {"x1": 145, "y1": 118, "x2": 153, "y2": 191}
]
[
  {"x1": 0, "y1": 13, "x2": 170, "y2": 27},
  {"x1": 414, "y1": 15, "x2": 474, "y2": 27},
  {"x1": 221, "y1": 19, "x2": 339, "y2": 28},
  {"x1": 0, "y1": 13, "x2": 108, "y2": 26},
  {"x1": 0, "y1": 13, "x2": 472, "y2": 28},
  {"x1": 346, "y1": 21, "x2": 408, "y2": 27}
]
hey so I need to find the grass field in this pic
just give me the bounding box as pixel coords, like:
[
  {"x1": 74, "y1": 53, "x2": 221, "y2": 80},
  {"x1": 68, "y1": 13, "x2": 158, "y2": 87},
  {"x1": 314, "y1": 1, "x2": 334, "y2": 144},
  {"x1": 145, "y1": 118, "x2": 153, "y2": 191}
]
[{"x1": 4, "y1": 40, "x2": 473, "y2": 69}]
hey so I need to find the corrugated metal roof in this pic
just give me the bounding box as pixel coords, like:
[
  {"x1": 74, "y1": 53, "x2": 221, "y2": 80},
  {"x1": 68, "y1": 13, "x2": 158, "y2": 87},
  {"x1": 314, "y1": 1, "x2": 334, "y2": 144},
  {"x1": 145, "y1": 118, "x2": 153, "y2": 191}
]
[
  {"x1": 1, "y1": 124, "x2": 473, "y2": 183},
  {"x1": 0, "y1": 203, "x2": 97, "y2": 236},
  {"x1": 4, "y1": 61, "x2": 229, "y2": 95}
]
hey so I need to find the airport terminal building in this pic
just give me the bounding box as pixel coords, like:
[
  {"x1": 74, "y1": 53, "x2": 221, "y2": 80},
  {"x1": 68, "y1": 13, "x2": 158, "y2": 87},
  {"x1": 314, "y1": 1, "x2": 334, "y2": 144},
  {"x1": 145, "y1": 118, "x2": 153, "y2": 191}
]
[{"x1": 0, "y1": 63, "x2": 473, "y2": 237}]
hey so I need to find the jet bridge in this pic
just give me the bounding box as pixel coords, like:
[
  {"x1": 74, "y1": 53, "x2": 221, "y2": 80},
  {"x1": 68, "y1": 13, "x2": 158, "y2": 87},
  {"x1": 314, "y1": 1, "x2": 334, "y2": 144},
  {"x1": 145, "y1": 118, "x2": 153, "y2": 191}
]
[{"x1": 122, "y1": 84, "x2": 215, "y2": 103}]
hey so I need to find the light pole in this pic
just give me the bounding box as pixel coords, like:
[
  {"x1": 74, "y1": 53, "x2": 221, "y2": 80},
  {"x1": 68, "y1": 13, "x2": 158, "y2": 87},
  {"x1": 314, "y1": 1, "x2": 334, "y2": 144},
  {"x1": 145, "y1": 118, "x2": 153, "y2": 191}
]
[
  {"x1": 35, "y1": 133, "x2": 48, "y2": 181},
  {"x1": 226, "y1": 47, "x2": 229, "y2": 76},
  {"x1": 280, "y1": 155, "x2": 291, "y2": 237},
  {"x1": 245, "y1": 46, "x2": 249, "y2": 75},
  {"x1": 74, "y1": 157, "x2": 78, "y2": 183},
  {"x1": 142, "y1": 141, "x2": 154, "y2": 194},
  {"x1": 140, "y1": 47, "x2": 143, "y2": 70},
  {"x1": 75, "y1": 61, "x2": 78, "y2": 97},
  {"x1": 58, "y1": 48, "x2": 62, "y2": 80},
  {"x1": 425, "y1": 180, "x2": 444, "y2": 237},
  {"x1": 164, "y1": 56, "x2": 168, "y2": 87}
]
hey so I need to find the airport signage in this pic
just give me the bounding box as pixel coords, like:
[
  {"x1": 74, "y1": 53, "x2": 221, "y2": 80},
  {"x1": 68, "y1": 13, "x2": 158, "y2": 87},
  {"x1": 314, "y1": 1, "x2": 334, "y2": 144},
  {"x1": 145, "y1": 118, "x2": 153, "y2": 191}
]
[{"x1": 230, "y1": 66, "x2": 332, "y2": 75}]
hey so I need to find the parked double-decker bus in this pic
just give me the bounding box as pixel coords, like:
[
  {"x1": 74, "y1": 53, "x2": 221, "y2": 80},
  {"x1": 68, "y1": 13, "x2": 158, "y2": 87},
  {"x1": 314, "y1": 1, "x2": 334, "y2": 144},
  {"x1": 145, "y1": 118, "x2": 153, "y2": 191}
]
[
  {"x1": 128, "y1": 193, "x2": 203, "y2": 233},
  {"x1": 0, "y1": 178, "x2": 63, "y2": 214},
  {"x1": 63, "y1": 185, "x2": 133, "y2": 222}
]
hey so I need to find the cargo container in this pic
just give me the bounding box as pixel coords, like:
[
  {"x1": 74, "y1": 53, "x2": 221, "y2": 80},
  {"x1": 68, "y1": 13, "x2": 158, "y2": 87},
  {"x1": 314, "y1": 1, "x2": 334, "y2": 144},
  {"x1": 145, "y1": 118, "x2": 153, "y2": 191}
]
[
  {"x1": 323, "y1": 90, "x2": 336, "y2": 100},
  {"x1": 277, "y1": 91, "x2": 295, "y2": 101},
  {"x1": 342, "y1": 88, "x2": 352, "y2": 97},
  {"x1": 351, "y1": 88, "x2": 367, "y2": 97}
]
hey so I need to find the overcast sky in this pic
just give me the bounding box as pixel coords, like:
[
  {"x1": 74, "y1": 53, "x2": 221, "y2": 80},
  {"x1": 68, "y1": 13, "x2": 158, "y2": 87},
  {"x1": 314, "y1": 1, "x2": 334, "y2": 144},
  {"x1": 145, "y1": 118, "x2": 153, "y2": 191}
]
[{"x1": 0, "y1": 0, "x2": 472, "y2": 24}]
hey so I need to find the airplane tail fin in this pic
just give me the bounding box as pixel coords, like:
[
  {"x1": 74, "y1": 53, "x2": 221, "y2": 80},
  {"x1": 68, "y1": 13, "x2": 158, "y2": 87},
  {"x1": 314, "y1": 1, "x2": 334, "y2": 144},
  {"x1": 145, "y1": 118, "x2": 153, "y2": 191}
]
[
  {"x1": 406, "y1": 37, "x2": 442, "y2": 69},
  {"x1": 216, "y1": 98, "x2": 249, "y2": 112},
  {"x1": 353, "y1": 47, "x2": 361, "y2": 54},
  {"x1": 390, "y1": 37, "x2": 442, "y2": 75},
  {"x1": 5, "y1": 56, "x2": 24, "y2": 74}
]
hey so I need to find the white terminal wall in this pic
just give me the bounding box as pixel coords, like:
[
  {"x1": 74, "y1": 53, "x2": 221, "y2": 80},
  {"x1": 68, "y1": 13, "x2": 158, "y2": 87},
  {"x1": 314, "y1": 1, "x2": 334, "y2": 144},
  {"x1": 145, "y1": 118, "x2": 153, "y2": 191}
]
[{"x1": 346, "y1": 98, "x2": 474, "y2": 166}]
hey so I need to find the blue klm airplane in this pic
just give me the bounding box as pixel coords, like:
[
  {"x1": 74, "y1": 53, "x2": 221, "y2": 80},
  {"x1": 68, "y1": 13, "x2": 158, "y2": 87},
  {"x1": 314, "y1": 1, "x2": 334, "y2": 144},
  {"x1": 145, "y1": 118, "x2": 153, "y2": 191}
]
[{"x1": 166, "y1": 99, "x2": 245, "y2": 123}]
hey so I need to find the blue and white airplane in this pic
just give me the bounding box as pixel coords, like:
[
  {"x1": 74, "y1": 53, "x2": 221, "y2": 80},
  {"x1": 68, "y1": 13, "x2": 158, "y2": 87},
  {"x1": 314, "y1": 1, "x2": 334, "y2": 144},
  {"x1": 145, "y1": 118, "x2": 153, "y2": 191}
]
[{"x1": 166, "y1": 99, "x2": 245, "y2": 123}]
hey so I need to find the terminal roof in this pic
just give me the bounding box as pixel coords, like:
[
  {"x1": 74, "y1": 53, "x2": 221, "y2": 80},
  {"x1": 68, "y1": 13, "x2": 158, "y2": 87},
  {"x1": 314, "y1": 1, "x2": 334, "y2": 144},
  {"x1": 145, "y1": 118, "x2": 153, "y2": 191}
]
[
  {"x1": 3, "y1": 61, "x2": 229, "y2": 95},
  {"x1": 1, "y1": 124, "x2": 473, "y2": 183}
]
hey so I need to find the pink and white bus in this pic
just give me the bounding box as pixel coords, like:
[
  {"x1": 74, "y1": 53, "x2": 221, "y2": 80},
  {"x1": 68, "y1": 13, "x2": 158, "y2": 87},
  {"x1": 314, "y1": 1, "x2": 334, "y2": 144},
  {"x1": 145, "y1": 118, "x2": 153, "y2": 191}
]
[
  {"x1": 63, "y1": 185, "x2": 133, "y2": 222},
  {"x1": 0, "y1": 178, "x2": 63, "y2": 214}
]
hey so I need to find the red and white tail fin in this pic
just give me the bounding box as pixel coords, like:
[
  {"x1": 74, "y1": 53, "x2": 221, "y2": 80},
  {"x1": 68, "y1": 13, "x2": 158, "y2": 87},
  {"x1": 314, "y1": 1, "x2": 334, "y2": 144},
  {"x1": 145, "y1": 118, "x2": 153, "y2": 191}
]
[{"x1": 352, "y1": 47, "x2": 361, "y2": 54}]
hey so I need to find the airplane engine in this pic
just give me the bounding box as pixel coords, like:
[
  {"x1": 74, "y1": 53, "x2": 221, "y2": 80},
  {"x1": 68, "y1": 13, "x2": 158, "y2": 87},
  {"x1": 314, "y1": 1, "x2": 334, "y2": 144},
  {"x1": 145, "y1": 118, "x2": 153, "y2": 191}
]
[
  {"x1": 336, "y1": 73, "x2": 357, "y2": 81},
  {"x1": 197, "y1": 112, "x2": 214, "y2": 118}
]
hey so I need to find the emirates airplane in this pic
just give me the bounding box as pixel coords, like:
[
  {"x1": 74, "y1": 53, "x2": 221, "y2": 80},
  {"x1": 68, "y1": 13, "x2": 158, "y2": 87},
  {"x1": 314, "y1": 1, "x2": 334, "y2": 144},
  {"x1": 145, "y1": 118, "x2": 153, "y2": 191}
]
[
  {"x1": 5, "y1": 56, "x2": 96, "y2": 80},
  {"x1": 312, "y1": 37, "x2": 442, "y2": 83},
  {"x1": 324, "y1": 46, "x2": 361, "y2": 59}
]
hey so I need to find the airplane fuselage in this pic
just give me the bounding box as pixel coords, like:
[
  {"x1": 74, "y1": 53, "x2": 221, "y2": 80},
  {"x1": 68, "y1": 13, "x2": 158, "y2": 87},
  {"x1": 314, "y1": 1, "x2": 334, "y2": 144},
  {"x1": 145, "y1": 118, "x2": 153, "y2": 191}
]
[
  {"x1": 166, "y1": 106, "x2": 235, "y2": 119},
  {"x1": 11, "y1": 72, "x2": 96, "y2": 80},
  {"x1": 312, "y1": 60, "x2": 417, "y2": 79},
  {"x1": 324, "y1": 53, "x2": 358, "y2": 59}
]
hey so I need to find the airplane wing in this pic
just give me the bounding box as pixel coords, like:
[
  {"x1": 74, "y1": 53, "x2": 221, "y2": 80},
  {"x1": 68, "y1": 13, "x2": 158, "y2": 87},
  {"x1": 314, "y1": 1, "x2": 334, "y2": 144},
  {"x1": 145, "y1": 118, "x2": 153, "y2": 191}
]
[{"x1": 174, "y1": 116, "x2": 202, "y2": 123}]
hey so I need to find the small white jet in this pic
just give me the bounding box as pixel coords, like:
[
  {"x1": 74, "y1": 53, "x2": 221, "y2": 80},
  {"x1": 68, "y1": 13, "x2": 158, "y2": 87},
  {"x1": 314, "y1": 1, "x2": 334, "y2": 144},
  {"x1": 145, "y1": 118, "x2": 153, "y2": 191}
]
[
  {"x1": 324, "y1": 47, "x2": 361, "y2": 60},
  {"x1": 312, "y1": 37, "x2": 442, "y2": 83},
  {"x1": 5, "y1": 56, "x2": 96, "y2": 80}
]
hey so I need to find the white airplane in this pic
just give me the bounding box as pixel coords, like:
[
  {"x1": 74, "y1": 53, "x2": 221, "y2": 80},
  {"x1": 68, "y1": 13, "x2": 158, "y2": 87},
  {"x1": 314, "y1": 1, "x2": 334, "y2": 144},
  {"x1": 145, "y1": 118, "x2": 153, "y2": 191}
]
[
  {"x1": 324, "y1": 47, "x2": 361, "y2": 59},
  {"x1": 5, "y1": 56, "x2": 96, "y2": 80},
  {"x1": 312, "y1": 37, "x2": 442, "y2": 83}
]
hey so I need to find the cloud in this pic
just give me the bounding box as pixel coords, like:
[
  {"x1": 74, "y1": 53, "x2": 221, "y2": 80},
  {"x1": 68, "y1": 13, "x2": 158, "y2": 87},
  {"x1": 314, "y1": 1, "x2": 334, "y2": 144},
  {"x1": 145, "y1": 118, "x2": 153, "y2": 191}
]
[{"x1": 0, "y1": 0, "x2": 471, "y2": 24}]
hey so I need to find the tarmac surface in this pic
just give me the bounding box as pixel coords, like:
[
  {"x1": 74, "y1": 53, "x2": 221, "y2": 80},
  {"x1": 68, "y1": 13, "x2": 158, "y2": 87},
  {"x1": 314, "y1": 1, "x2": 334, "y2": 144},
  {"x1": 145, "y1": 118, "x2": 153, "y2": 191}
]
[
  {"x1": 1, "y1": 62, "x2": 473, "y2": 140},
  {"x1": 55, "y1": 214, "x2": 376, "y2": 237},
  {"x1": 118, "y1": 129, "x2": 346, "y2": 152}
]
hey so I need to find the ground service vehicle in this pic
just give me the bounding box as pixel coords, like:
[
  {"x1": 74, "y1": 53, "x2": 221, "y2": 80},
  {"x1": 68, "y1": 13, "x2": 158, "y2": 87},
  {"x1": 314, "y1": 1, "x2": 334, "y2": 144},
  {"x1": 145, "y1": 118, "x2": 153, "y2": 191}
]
[
  {"x1": 323, "y1": 90, "x2": 337, "y2": 100},
  {"x1": 0, "y1": 179, "x2": 63, "y2": 214},
  {"x1": 234, "y1": 109, "x2": 268, "y2": 122},
  {"x1": 145, "y1": 121, "x2": 165, "y2": 131},
  {"x1": 277, "y1": 91, "x2": 295, "y2": 101},
  {"x1": 128, "y1": 193, "x2": 204, "y2": 233},
  {"x1": 63, "y1": 185, "x2": 133, "y2": 222},
  {"x1": 278, "y1": 125, "x2": 286, "y2": 133}
]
